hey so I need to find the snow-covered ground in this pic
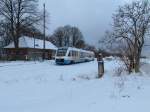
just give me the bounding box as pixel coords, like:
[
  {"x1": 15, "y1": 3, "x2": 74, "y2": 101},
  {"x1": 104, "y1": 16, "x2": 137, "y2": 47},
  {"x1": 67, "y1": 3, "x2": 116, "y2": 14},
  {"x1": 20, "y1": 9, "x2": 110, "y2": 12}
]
[{"x1": 0, "y1": 58, "x2": 150, "y2": 112}]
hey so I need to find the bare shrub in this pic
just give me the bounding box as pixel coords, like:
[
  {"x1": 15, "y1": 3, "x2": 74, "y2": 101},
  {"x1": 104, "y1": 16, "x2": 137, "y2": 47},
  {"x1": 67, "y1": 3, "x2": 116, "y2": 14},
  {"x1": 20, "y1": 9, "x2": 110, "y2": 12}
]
[{"x1": 115, "y1": 67, "x2": 125, "y2": 77}]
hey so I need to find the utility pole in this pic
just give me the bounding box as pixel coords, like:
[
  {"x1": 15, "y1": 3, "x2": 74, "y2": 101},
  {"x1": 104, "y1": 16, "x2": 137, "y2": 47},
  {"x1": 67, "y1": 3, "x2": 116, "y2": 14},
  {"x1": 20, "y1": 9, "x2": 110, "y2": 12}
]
[
  {"x1": 0, "y1": 40, "x2": 2, "y2": 60},
  {"x1": 33, "y1": 32, "x2": 36, "y2": 61},
  {"x1": 43, "y1": 3, "x2": 46, "y2": 60}
]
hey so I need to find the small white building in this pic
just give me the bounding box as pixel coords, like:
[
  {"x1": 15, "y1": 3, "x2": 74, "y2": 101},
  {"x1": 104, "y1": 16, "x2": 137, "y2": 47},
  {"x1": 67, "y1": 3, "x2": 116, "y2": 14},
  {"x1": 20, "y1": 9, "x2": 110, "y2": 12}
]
[{"x1": 3, "y1": 36, "x2": 57, "y2": 60}]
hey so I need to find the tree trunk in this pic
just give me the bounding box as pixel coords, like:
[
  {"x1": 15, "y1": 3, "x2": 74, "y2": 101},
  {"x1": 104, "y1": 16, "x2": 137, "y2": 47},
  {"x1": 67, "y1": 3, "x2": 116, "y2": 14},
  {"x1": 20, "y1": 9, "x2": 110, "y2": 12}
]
[
  {"x1": 129, "y1": 60, "x2": 134, "y2": 73},
  {"x1": 134, "y1": 49, "x2": 142, "y2": 73},
  {"x1": 134, "y1": 58, "x2": 140, "y2": 73},
  {"x1": 14, "y1": 39, "x2": 19, "y2": 48}
]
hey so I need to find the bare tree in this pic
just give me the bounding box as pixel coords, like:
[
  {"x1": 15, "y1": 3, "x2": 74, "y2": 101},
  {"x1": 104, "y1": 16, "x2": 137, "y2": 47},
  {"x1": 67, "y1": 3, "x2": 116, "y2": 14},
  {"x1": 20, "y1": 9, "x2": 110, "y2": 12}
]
[
  {"x1": 51, "y1": 26, "x2": 65, "y2": 47},
  {"x1": 100, "y1": 0, "x2": 150, "y2": 73},
  {"x1": 0, "y1": 0, "x2": 40, "y2": 48},
  {"x1": 0, "y1": 20, "x2": 12, "y2": 46},
  {"x1": 72, "y1": 26, "x2": 84, "y2": 47},
  {"x1": 51, "y1": 25, "x2": 85, "y2": 48}
]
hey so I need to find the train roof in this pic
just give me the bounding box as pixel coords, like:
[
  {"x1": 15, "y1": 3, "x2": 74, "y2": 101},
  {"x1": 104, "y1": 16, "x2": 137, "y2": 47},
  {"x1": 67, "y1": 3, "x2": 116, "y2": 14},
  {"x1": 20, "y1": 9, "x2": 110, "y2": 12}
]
[{"x1": 58, "y1": 47, "x2": 94, "y2": 54}]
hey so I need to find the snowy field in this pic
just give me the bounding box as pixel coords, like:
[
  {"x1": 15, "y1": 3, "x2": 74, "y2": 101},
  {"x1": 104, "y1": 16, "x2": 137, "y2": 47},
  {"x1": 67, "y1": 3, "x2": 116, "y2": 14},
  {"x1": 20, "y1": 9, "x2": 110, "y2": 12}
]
[{"x1": 0, "y1": 58, "x2": 150, "y2": 112}]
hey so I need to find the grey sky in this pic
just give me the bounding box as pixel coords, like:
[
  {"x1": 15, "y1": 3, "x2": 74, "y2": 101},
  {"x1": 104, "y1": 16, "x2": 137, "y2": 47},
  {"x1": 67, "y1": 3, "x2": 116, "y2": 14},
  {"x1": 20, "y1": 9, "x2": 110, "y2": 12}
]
[{"x1": 39, "y1": 0, "x2": 132, "y2": 45}]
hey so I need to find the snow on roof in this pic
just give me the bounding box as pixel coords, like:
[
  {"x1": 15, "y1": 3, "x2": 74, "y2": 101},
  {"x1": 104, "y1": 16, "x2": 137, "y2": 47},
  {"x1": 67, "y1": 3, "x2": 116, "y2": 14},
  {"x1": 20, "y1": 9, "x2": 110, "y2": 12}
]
[{"x1": 5, "y1": 36, "x2": 57, "y2": 50}]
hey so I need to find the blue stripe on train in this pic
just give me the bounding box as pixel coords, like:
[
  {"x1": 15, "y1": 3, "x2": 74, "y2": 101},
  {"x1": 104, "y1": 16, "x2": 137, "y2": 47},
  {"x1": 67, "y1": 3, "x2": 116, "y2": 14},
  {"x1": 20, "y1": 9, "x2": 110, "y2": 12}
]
[
  {"x1": 64, "y1": 60, "x2": 71, "y2": 64},
  {"x1": 56, "y1": 60, "x2": 71, "y2": 65}
]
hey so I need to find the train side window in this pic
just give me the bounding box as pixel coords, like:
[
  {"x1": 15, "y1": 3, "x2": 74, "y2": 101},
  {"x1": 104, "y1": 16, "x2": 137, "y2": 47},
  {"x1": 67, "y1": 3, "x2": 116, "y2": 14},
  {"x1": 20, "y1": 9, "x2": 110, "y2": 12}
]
[
  {"x1": 68, "y1": 51, "x2": 72, "y2": 57},
  {"x1": 77, "y1": 51, "x2": 79, "y2": 57},
  {"x1": 75, "y1": 51, "x2": 76, "y2": 57},
  {"x1": 80, "y1": 52, "x2": 84, "y2": 58},
  {"x1": 72, "y1": 51, "x2": 74, "y2": 56},
  {"x1": 68, "y1": 52, "x2": 71, "y2": 56},
  {"x1": 73, "y1": 51, "x2": 75, "y2": 57}
]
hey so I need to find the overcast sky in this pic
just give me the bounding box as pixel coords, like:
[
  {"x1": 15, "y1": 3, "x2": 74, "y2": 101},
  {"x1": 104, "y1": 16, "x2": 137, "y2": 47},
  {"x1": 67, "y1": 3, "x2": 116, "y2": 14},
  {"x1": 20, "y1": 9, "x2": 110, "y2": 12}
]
[{"x1": 39, "y1": 0, "x2": 134, "y2": 45}]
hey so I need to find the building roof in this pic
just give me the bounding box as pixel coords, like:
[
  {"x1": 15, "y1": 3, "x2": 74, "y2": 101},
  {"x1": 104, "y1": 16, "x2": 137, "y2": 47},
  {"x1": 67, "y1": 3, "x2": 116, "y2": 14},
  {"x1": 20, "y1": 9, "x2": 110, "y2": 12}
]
[{"x1": 5, "y1": 36, "x2": 57, "y2": 50}]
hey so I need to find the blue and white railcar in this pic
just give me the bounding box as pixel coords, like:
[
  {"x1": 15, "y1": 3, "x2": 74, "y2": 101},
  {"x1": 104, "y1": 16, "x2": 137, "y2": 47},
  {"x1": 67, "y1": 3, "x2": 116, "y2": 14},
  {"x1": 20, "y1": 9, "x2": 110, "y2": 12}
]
[{"x1": 55, "y1": 47, "x2": 95, "y2": 65}]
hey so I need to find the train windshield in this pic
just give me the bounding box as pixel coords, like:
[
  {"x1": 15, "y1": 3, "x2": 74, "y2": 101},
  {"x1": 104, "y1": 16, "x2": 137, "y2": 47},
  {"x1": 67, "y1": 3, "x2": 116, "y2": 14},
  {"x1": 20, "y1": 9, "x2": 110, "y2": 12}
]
[{"x1": 57, "y1": 48, "x2": 68, "y2": 56}]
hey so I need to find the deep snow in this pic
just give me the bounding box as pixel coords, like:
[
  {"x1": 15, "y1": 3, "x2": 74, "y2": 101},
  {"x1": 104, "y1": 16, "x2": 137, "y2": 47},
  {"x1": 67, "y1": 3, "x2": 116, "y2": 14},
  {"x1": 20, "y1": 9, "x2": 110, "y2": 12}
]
[{"x1": 0, "y1": 58, "x2": 150, "y2": 112}]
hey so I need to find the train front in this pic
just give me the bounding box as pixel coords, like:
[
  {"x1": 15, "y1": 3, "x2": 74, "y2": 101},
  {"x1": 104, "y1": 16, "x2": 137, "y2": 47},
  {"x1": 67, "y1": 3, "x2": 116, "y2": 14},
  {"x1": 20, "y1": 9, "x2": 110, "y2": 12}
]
[{"x1": 55, "y1": 47, "x2": 70, "y2": 65}]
